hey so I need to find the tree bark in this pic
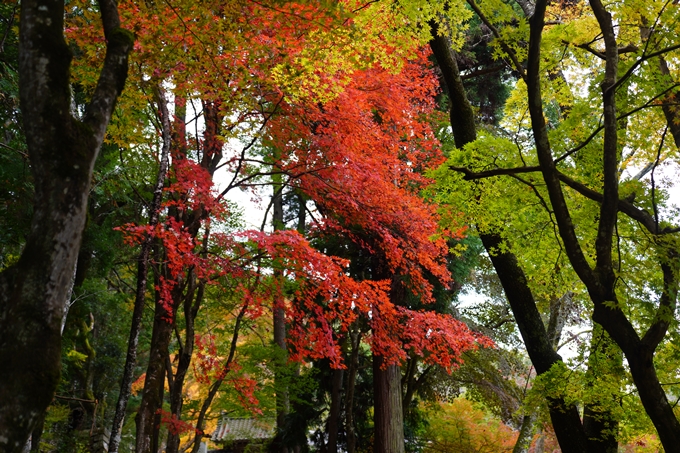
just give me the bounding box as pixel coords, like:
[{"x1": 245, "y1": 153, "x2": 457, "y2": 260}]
[
  {"x1": 165, "y1": 282, "x2": 203, "y2": 453},
  {"x1": 325, "y1": 367, "x2": 344, "y2": 453},
  {"x1": 526, "y1": 0, "x2": 680, "y2": 447},
  {"x1": 0, "y1": 0, "x2": 132, "y2": 449},
  {"x1": 344, "y1": 330, "x2": 361, "y2": 453},
  {"x1": 582, "y1": 327, "x2": 620, "y2": 453},
  {"x1": 512, "y1": 413, "x2": 537, "y2": 453},
  {"x1": 270, "y1": 153, "x2": 290, "y2": 453},
  {"x1": 373, "y1": 356, "x2": 405, "y2": 453},
  {"x1": 164, "y1": 96, "x2": 201, "y2": 453},
  {"x1": 134, "y1": 283, "x2": 181, "y2": 453}
]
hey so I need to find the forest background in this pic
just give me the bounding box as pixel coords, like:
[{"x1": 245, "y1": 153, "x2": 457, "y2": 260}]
[{"x1": 1, "y1": 0, "x2": 680, "y2": 452}]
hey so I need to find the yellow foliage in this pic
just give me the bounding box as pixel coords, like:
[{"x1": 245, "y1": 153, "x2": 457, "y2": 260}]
[{"x1": 422, "y1": 399, "x2": 517, "y2": 452}]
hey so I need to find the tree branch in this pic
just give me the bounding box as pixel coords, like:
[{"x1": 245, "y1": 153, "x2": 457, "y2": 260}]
[
  {"x1": 466, "y1": 0, "x2": 527, "y2": 82},
  {"x1": 555, "y1": 171, "x2": 679, "y2": 235},
  {"x1": 449, "y1": 165, "x2": 540, "y2": 180},
  {"x1": 641, "y1": 254, "x2": 678, "y2": 351},
  {"x1": 526, "y1": 0, "x2": 597, "y2": 289},
  {"x1": 83, "y1": 0, "x2": 134, "y2": 142}
]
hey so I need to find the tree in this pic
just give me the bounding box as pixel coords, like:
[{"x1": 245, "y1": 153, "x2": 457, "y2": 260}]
[
  {"x1": 429, "y1": 0, "x2": 680, "y2": 449},
  {"x1": 0, "y1": 0, "x2": 133, "y2": 450},
  {"x1": 0, "y1": 2, "x2": 506, "y2": 452},
  {"x1": 262, "y1": 45, "x2": 496, "y2": 452}
]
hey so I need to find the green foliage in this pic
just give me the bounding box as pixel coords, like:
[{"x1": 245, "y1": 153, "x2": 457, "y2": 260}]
[{"x1": 0, "y1": 2, "x2": 31, "y2": 267}]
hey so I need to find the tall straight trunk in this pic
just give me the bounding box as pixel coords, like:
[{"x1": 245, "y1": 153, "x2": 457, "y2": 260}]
[
  {"x1": 373, "y1": 273, "x2": 406, "y2": 453},
  {"x1": 326, "y1": 367, "x2": 344, "y2": 453},
  {"x1": 345, "y1": 330, "x2": 361, "y2": 453},
  {"x1": 270, "y1": 152, "x2": 290, "y2": 453},
  {"x1": 373, "y1": 356, "x2": 405, "y2": 453},
  {"x1": 109, "y1": 87, "x2": 171, "y2": 453}
]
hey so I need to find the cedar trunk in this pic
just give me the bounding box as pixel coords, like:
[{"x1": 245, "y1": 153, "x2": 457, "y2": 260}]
[
  {"x1": 373, "y1": 356, "x2": 405, "y2": 453},
  {"x1": 325, "y1": 368, "x2": 344, "y2": 453}
]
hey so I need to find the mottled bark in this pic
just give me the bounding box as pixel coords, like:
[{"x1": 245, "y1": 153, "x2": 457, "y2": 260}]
[
  {"x1": 0, "y1": 0, "x2": 132, "y2": 449},
  {"x1": 512, "y1": 413, "x2": 537, "y2": 453}
]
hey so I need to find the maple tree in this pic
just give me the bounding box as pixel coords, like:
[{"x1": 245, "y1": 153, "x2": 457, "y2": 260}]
[
  {"x1": 19, "y1": 0, "x2": 680, "y2": 450},
  {"x1": 49, "y1": 2, "x2": 494, "y2": 452},
  {"x1": 261, "y1": 39, "x2": 498, "y2": 451},
  {"x1": 427, "y1": 0, "x2": 680, "y2": 450}
]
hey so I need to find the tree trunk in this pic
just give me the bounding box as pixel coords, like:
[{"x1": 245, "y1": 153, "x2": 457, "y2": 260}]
[
  {"x1": 109, "y1": 87, "x2": 171, "y2": 453},
  {"x1": 344, "y1": 330, "x2": 361, "y2": 453},
  {"x1": 166, "y1": 282, "x2": 203, "y2": 453},
  {"x1": 136, "y1": 97, "x2": 223, "y2": 453},
  {"x1": 582, "y1": 326, "x2": 620, "y2": 453},
  {"x1": 512, "y1": 413, "x2": 537, "y2": 453},
  {"x1": 28, "y1": 414, "x2": 45, "y2": 453},
  {"x1": 0, "y1": 0, "x2": 132, "y2": 449},
  {"x1": 429, "y1": 27, "x2": 590, "y2": 452},
  {"x1": 270, "y1": 158, "x2": 290, "y2": 453},
  {"x1": 625, "y1": 345, "x2": 680, "y2": 449},
  {"x1": 373, "y1": 356, "x2": 405, "y2": 453},
  {"x1": 134, "y1": 283, "x2": 181, "y2": 453},
  {"x1": 326, "y1": 367, "x2": 344, "y2": 453},
  {"x1": 527, "y1": 0, "x2": 680, "y2": 446}
]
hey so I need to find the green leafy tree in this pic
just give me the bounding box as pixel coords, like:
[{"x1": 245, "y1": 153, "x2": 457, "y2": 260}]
[{"x1": 429, "y1": 0, "x2": 680, "y2": 450}]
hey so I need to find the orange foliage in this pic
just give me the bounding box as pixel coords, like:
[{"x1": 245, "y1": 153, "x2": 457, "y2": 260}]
[
  {"x1": 423, "y1": 399, "x2": 518, "y2": 453},
  {"x1": 76, "y1": 0, "x2": 489, "y2": 400}
]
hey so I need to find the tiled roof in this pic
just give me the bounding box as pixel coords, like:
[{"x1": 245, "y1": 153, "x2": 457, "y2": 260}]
[{"x1": 212, "y1": 417, "x2": 276, "y2": 442}]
